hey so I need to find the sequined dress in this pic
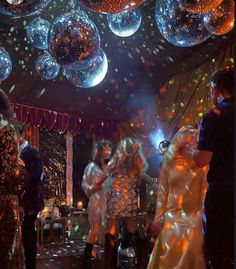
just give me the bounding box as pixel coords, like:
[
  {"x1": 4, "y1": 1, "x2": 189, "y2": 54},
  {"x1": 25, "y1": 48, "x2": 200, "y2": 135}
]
[
  {"x1": 0, "y1": 120, "x2": 24, "y2": 269},
  {"x1": 106, "y1": 174, "x2": 138, "y2": 218},
  {"x1": 147, "y1": 153, "x2": 207, "y2": 269},
  {"x1": 103, "y1": 140, "x2": 147, "y2": 219}
]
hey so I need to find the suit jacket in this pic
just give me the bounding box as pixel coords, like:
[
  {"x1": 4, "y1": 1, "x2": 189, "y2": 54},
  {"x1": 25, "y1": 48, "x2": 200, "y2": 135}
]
[{"x1": 20, "y1": 144, "x2": 44, "y2": 214}]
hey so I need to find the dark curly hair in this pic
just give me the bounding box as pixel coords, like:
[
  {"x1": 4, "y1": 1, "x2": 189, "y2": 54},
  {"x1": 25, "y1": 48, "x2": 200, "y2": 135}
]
[{"x1": 90, "y1": 139, "x2": 112, "y2": 169}]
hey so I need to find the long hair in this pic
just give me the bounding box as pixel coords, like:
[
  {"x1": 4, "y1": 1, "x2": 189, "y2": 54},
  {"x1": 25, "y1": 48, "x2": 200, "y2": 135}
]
[
  {"x1": 0, "y1": 89, "x2": 10, "y2": 120},
  {"x1": 112, "y1": 137, "x2": 148, "y2": 175},
  {"x1": 163, "y1": 126, "x2": 198, "y2": 165},
  {"x1": 90, "y1": 139, "x2": 112, "y2": 169}
]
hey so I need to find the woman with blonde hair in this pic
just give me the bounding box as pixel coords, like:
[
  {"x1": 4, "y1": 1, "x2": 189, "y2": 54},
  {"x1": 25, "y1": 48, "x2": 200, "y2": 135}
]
[
  {"x1": 96, "y1": 137, "x2": 148, "y2": 267},
  {"x1": 148, "y1": 126, "x2": 207, "y2": 269}
]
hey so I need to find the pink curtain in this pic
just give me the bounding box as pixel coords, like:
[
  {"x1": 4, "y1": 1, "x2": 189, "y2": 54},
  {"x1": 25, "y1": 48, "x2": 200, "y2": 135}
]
[{"x1": 12, "y1": 103, "x2": 119, "y2": 142}]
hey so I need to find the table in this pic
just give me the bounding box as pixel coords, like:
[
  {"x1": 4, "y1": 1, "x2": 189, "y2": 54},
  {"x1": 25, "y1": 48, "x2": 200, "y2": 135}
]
[{"x1": 36, "y1": 217, "x2": 67, "y2": 246}]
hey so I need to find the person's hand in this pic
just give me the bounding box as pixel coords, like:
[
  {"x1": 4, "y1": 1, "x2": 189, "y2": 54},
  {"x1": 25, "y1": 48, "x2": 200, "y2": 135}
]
[
  {"x1": 149, "y1": 220, "x2": 163, "y2": 238},
  {"x1": 90, "y1": 184, "x2": 102, "y2": 194},
  {"x1": 19, "y1": 207, "x2": 24, "y2": 224},
  {"x1": 18, "y1": 158, "x2": 25, "y2": 167}
]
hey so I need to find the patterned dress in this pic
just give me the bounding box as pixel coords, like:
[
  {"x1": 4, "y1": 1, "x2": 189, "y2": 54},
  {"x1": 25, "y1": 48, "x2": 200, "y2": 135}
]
[
  {"x1": 104, "y1": 138, "x2": 147, "y2": 219},
  {"x1": 0, "y1": 120, "x2": 24, "y2": 269}
]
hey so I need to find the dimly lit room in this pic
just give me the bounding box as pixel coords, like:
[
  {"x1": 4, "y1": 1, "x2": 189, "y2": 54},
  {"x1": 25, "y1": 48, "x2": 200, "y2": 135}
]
[{"x1": 0, "y1": 0, "x2": 234, "y2": 269}]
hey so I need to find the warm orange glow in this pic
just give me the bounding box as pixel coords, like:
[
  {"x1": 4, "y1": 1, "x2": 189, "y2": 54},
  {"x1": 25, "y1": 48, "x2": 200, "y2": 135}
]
[
  {"x1": 189, "y1": 229, "x2": 194, "y2": 240},
  {"x1": 177, "y1": 195, "x2": 184, "y2": 207},
  {"x1": 165, "y1": 222, "x2": 172, "y2": 230},
  {"x1": 77, "y1": 201, "x2": 83, "y2": 209},
  {"x1": 184, "y1": 117, "x2": 190, "y2": 123},
  {"x1": 176, "y1": 164, "x2": 185, "y2": 171},
  {"x1": 110, "y1": 225, "x2": 116, "y2": 236},
  {"x1": 182, "y1": 238, "x2": 188, "y2": 254},
  {"x1": 159, "y1": 86, "x2": 167, "y2": 95}
]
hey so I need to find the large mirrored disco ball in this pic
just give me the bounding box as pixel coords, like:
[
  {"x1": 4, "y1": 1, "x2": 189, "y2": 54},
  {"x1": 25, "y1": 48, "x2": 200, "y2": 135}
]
[
  {"x1": 35, "y1": 53, "x2": 60, "y2": 80},
  {"x1": 49, "y1": 11, "x2": 100, "y2": 68},
  {"x1": 155, "y1": 0, "x2": 211, "y2": 47},
  {"x1": 64, "y1": 48, "x2": 108, "y2": 88},
  {"x1": 203, "y1": 0, "x2": 234, "y2": 35},
  {"x1": 0, "y1": 47, "x2": 12, "y2": 81},
  {"x1": 0, "y1": 0, "x2": 51, "y2": 18},
  {"x1": 178, "y1": 0, "x2": 223, "y2": 14},
  {"x1": 26, "y1": 17, "x2": 50, "y2": 50},
  {"x1": 107, "y1": 8, "x2": 142, "y2": 37},
  {"x1": 78, "y1": 0, "x2": 145, "y2": 14}
]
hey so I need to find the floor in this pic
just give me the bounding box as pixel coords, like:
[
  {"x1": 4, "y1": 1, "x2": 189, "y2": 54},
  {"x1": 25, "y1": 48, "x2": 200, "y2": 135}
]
[{"x1": 36, "y1": 239, "x2": 149, "y2": 269}]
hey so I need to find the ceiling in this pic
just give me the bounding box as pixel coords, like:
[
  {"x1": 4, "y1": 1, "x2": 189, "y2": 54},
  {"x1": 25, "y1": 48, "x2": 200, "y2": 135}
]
[{"x1": 0, "y1": 0, "x2": 233, "y2": 121}]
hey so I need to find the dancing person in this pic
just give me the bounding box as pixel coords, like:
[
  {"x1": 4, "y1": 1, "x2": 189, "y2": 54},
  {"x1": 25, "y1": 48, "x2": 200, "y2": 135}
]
[
  {"x1": 0, "y1": 89, "x2": 24, "y2": 269},
  {"x1": 148, "y1": 126, "x2": 207, "y2": 269},
  {"x1": 118, "y1": 171, "x2": 155, "y2": 259},
  {"x1": 82, "y1": 140, "x2": 112, "y2": 262},
  {"x1": 96, "y1": 137, "x2": 148, "y2": 268},
  {"x1": 17, "y1": 125, "x2": 45, "y2": 269},
  {"x1": 195, "y1": 67, "x2": 234, "y2": 269}
]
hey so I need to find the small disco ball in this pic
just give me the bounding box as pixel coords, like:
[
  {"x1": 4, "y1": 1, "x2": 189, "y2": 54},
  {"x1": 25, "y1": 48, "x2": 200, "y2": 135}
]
[
  {"x1": 107, "y1": 8, "x2": 142, "y2": 37},
  {"x1": 0, "y1": 0, "x2": 51, "y2": 18},
  {"x1": 155, "y1": 0, "x2": 211, "y2": 47},
  {"x1": 203, "y1": 0, "x2": 235, "y2": 36},
  {"x1": 0, "y1": 47, "x2": 12, "y2": 81},
  {"x1": 48, "y1": 11, "x2": 100, "y2": 67},
  {"x1": 178, "y1": 0, "x2": 223, "y2": 14},
  {"x1": 64, "y1": 48, "x2": 108, "y2": 88},
  {"x1": 35, "y1": 53, "x2": 60, "y2": 80},
  {"x1": 78, "y1": 0, "x2": 145, "y2": 14},
  {"x1": 26, "y1": 17, "x2": 50, "y2": 50},
  {"x1": 6, "y1": 0, "x2": 24, "y2": 5}
]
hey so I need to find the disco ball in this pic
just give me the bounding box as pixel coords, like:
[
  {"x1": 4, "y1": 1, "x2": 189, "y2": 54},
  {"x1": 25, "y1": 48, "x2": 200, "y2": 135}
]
[
  {"x1": 6, "y1": 0, "x2": 24, "y2": 5},
  {"x1": 178, "y1": 0, "x2": 223, "y2": 14},
  {"x1": 107, "y1": 8, "x2": 142, "y2": 37},
  {"x1": 203, "y1": 0, "x2": 235, "y2": 35},
  {"x1": 49, "y1": 11, "x2": 100, "y2": 67},
  {"x1": 35, "y1": 53, "x2": 60, "y2": 80},
  {"x1": 155, "y1": 0, "x2": 211, "y2": 47},
  {"x1": 0, "y1": 0, "x2": 51, "y2": 18},
  {"x1": 78, "y1": 0, "x2": 145, "y2": 14},
  {"x1": 26, "y1": 17, "x2": 50, "y2": 50},
  {"x1": 64, "y1": 48, "x2": 108, "y2": 88},
  {"x1": 0, "y1": 47, "x2": 12, "y2": 81}
]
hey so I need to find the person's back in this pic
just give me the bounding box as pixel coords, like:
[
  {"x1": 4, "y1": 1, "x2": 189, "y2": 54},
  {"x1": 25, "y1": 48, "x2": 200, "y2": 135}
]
[
  {"x1": 148, "y1": 126, "x2": 207, "y2": 269},
  {"x1": 17, "y1": 125, "x2": 45, "y2": 269},
  {"x1": 164, "y1": 157, "x2": 207, "y2": 216},
  {"x1": 197, "y1": 67, "x2": 234, "y2": 269},
  {"x1": 20, "y1": 143, "x2": 44, "y2": 214},
  {"x1": 199, "y1": 97, "x2": 234, "y2": 186}
]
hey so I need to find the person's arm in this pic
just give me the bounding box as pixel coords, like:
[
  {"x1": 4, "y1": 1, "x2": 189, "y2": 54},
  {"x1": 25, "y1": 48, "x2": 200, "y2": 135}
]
[
  {"x1": 95, "y1": 153, "x2": 120, "y2": 185},
  {"x1": 82, "y1": 163, "x2": 102, "y2": 197},
  {"x1": 194, "y1": 111, "x2": 217, "y2": 168},
  {"x1": 194, "y1": 150, "x2": 213, "y2": 168},
  {"x1": 141, "y1": 172, "x2": 154, "y2": 185}
]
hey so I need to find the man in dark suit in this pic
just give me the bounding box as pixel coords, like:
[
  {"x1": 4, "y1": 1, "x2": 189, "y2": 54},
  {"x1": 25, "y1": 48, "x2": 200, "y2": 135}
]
[{"x1": 18, "y1": 126, "x2": 45, "y2": 269}]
